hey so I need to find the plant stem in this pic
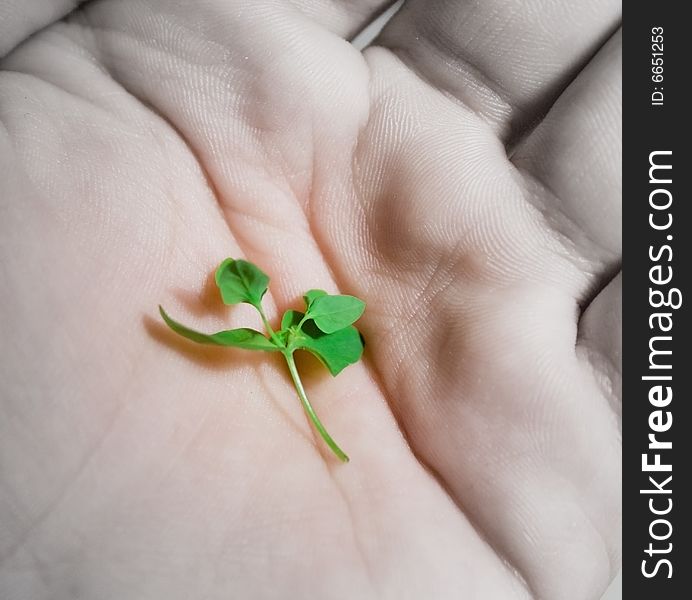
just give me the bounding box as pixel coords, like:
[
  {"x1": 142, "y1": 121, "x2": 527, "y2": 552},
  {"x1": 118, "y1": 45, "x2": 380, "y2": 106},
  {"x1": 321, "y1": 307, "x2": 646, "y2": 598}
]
[
  {"x1": 256, "y1": 303, "x2": 284, "y2": 348},
  {"x1": 283, "y1": 351, "x2": 349, "y2": 462},
  {"x1": 296, "y1": 313, "x2": 309, "y2": 331}
]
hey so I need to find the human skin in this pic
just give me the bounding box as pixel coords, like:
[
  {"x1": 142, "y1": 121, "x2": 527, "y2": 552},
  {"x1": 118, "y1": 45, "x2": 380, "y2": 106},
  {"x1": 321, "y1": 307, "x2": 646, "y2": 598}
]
[{"x1": 0, "y1": 1, "x2": 621, "y2": 599}]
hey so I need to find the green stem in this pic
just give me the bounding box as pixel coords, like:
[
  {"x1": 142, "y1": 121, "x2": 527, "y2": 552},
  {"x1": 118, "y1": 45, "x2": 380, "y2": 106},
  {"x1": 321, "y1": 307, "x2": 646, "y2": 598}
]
[
  {"x1": 296, "y1": 313, "x2": 309, "y2": 331},
  {"x1": 256, "y1": 303, "x2": 284, "y2": 348},
  {"x1": 283, "y1": 351, "x2": 349, "y2": 462}
]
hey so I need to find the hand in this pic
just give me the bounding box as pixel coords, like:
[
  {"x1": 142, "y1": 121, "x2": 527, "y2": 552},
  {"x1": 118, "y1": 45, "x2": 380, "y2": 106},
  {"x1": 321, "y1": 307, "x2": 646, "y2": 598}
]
[{"x1": 0, "y1": 1, "x2": 621, "y2": 598}]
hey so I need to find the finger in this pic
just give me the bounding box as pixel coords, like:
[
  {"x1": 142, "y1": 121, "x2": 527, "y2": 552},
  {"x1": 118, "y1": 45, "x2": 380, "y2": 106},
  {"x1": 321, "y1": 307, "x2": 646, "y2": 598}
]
[
  {"x1": 291, "y1": 0, "x2": 397, "y2": 38},
  {"x1": 0, "y1": 0, "x2": 86, "y2": 58},
  {"x1": 577, "y1": 272, "x2": 622, "y2": 413},
  {"x1": 375, "y1": 0, "x2": 621, "y2": 141},
  {"x1": 513, "y1": 30, "x2": 621, "y2": 278}
]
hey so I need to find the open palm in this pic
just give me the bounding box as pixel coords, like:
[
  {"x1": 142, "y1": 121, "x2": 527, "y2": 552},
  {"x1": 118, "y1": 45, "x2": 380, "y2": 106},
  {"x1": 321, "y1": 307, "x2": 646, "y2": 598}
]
[{"x1": 0, "y1": 1, "x2": 621, "y2": 598}]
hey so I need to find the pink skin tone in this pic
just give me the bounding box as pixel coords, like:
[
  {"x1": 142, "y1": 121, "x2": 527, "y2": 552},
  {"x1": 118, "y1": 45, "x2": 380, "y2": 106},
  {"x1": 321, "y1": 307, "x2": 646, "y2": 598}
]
[{"x1": 0, "y1": 1, "x2": 620, "y2": 599}]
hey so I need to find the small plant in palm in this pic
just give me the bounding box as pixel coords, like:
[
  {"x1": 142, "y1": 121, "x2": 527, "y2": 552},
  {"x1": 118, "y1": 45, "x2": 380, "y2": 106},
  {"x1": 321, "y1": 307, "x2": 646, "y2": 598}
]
[{"x1": 159, "y1": 258, "x2": 365, "y2": 462}]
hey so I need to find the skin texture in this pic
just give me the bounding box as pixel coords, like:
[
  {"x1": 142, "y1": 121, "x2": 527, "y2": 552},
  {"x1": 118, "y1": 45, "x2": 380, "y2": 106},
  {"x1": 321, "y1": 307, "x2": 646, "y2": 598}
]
[{"x1": 0, "y1": 1, "x2": 621, "y2": 599}]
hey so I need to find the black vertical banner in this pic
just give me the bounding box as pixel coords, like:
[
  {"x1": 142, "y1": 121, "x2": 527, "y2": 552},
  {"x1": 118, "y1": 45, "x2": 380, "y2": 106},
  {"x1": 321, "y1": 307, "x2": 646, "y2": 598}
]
[{"x1": 623, "y1": 3, "x2": 689, "y2": 596}]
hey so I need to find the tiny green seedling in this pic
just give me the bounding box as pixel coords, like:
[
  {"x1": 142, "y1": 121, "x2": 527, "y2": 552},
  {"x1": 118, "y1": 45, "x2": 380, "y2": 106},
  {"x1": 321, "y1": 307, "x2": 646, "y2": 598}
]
[{"x1": 159, "y1": 258, "x2": 365, "y2": 462}]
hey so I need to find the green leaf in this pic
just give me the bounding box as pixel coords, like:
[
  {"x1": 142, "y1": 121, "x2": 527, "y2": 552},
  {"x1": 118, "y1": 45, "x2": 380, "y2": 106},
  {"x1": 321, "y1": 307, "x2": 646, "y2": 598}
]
[
  {"x1": 303, "y1": 289, "x2": 327, "y2": 310},
  {"x1": 214, "y1": 258, "x2": 269, "y2": 307},
  {"x1": 289, "y1": 314, "x2": 364, "y2": 376},
  {"x1": 305, "y1": 294, "x2": 366, "y2": 334},
  {"x1": 159, "y1": 306, "x2": 279, "y2": 351},
  {"x1": 281, "y1": 308, "x2": 302, "y2": 331}
]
